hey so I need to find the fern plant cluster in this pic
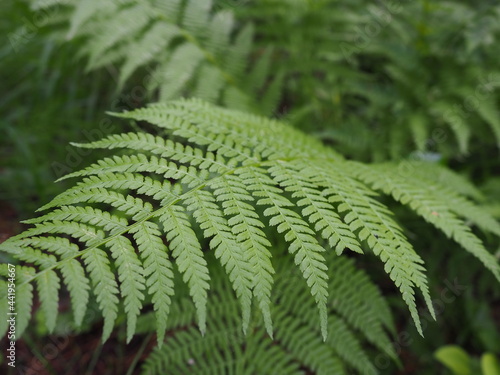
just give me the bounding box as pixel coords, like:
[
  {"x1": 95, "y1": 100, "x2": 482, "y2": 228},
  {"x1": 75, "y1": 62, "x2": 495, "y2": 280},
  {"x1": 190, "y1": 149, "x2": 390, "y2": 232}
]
[
  {"x1": 138, "y1": 254, "x2": 396, "y2": 375},
  {"x1": 236, "y1": 0, "x2": 500, "y2": 160},
  {"x1": 1, "y1": 0, "x2": 500, "y2": 373},
  {"x1": 1, "y1": 100, "x2": 500, "y2": 373},
  {"x1": 29, "y1": 0, "x2": 283, "y2": 116},
  {"x1": 29, "y1": 0, "x2": 500, "y2": 161}
]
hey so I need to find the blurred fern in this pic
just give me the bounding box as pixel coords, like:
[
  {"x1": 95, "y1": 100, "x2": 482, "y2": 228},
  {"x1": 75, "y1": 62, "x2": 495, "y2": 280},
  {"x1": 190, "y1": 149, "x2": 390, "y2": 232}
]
[
  {"x1": 28, "y1": 0, "x2": 500, "y2": 159},
  {"x1": 31, "y1": 0, "x2": 283, "y2": 115},
  {"x1": 140, "y1": 255, "x2": 396, "y2": 375}
]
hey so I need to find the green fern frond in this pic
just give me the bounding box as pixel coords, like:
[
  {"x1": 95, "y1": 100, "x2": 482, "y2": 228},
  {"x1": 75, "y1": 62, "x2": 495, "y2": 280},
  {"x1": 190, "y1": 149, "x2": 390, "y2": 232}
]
[
  {"x1": 130, "y1": 221, "x2": 175, "y2": 345},
  {"x1": 59, "y1": 258, "x2": 90, "y2": 327},
  {"x1": 140, "y1": 255, "x2": 395, "y2": 375},
  {"x1": 212, "y1": 173, "x2": 275, "y2": 336},
  {"x1": 36, "y1": 269, "x2": 60, "y2": 333},
  {"x1": 160, "y1": 204, "x2": 210, "y2": 335},
  {"x1": 349, "y1": 161, "x2": 500, "y2": 282},
  {"x1": 0, "y1": 265, "x2": 36, "y2": 337},
  {"x1": 39, "y1": 0, "x2": 281, "y2": 115},
  {"x1": 1, "y1": 99, "x2": 499, "y2": 346},
  {"x1": 406, "y1": 161, "x2": 484, "y2": 201},
  {"x1": 28, "y1": 0, "x2": 500, "y2": 161},
  {"x1": 185, "y1": 189, "x2": 253, "y2": 333}
]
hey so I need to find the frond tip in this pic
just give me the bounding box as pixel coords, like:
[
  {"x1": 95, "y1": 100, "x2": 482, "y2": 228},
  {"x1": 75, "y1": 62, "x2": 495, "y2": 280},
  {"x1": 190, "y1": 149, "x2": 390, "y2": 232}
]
[{"x1": 1, "y1": 99, "x2": 499, "y2": 345}]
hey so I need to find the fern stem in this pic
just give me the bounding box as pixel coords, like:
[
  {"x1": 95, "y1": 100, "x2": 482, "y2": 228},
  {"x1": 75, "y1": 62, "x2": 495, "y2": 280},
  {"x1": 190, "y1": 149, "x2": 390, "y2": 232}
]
[{"x1": 125, "y1": 332, "x2": 154, "y2": 375}]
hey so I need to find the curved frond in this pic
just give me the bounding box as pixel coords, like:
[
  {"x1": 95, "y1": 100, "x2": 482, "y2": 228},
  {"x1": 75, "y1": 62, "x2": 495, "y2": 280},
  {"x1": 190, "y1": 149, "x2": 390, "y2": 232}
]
[{"x1": 1, "y1": 99, "x2": 498, "y2": 346}]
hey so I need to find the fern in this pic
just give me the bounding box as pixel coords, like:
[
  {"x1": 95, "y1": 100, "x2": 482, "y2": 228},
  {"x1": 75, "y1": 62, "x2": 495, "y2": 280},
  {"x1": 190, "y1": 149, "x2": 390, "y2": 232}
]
[
  {"x1": 234, "y1": 0, "x2": 500, "y2": 159},
  {"x1": 29, "y1": 0, "x2": 500, "y2": 160},
  {"x1": 33, "y1": 0, "x2": 282, "y2": 115},
  {"x1": 139, "y1": 254, "x2": 396, "y2": 375},
  {"x1": 0, "y1": 265, "x2": 35, "y2": 338},
  {"x1": 348, "y1": 161, "x2": 500, "y2": 280},
  {"x1": 1, "y1": 99, "x2": 499, "y2": 348}
]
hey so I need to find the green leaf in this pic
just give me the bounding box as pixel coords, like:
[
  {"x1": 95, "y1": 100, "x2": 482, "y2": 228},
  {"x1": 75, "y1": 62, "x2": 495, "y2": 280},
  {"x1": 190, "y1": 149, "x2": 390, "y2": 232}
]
[
  {"x1": 482, "y1": 353, "x2": 500, "y2": 375},
  {"x1": 435, "y1": 346, "x2": 473, "y2": 375}
]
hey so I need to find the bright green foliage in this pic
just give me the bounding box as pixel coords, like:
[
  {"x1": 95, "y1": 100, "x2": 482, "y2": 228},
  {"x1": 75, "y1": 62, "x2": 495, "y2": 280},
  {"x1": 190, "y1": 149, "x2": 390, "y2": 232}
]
[
  {"x1": 435, "y1": 345, "x2": 500, "y2": 375},
  {"x1": 1, "y1": 99, "x2": 499, "y2": 347},
  {"x1": 349, "y1": 161, "x2": 500, "y2": 280},
  {"x1": 435, "y1": 345, "x2": 475, "y2": 375},
  {"x1": 140, "y1": 255, "x2": 396, "y2": 375}
]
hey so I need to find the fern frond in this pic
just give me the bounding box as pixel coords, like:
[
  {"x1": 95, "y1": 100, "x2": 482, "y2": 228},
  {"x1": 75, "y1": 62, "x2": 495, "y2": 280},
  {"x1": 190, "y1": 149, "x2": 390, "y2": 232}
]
[
  {"x1": 24, "y1": 206, "x2": 128, "y2": 234},
  {"x1": 0, "y1": 265, "x2": 36, "y2": 338},
  {"x1": 130, "y1": 221, "x2": 175, "y2": 345},
  {"x1": 268, "y1": 161, "x2": 362, "y2": 255},
  {"x1": 349, "y1": 161, "x2": 500, "y2": 282},
  {"x1": 40, "y1": 0, "x2": 281, "y2": 115},
  {"x1": 82, "y1": 248, "x2": 120, "y2": 342},
  {"x1": 298, "y1": 160, "x2": 435, "y2": 334},
  {"x1": 72, "y1": 132, "x2": 230, "y2": 174},
  {"x1": 38, "y1": 173, "x2": 172, "y2": 211},
  {"x1": 185, "y1": 189, "x2": 253, "y2": 333},
  {"x1": 86, "y1": 5, "x2": 153, "y2": 69},
  {"x1": 160, "y1": 205, "x2": 210, "y2": 334},
  {"x1": 141, "y1": 255, "x2": 394, "y2": 375},
  {"x1": 59, "y1": 258, "x2": 90, "y2": 327},
  {"x1": 36, "y1": 270, "x2": 60, "y2": 333},
  {"x1": 238, "y1": 166, "x2": 329, "y2": 339},
  {"x1": 106, "y1": 236, "x2": 146, "y2": 342},
  {"x1": 1, "y1": 99, "x2": 499, "y2": 346},
  {"x1": 211, "y1": 174, "x2": 275, "y2": 336}
]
